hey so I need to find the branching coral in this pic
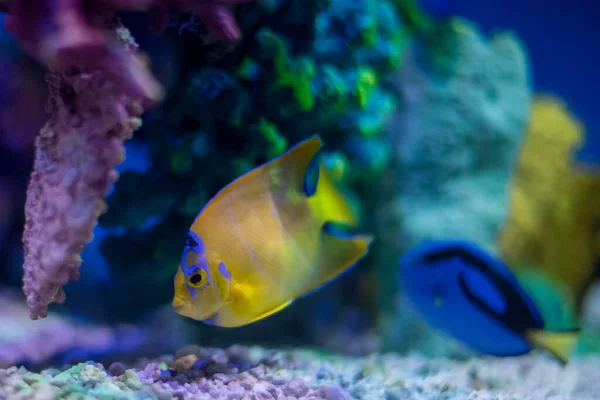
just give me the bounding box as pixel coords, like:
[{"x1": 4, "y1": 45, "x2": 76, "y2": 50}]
[{"x1": 0, "y1": 0, "x2": 254, "y2": 319}]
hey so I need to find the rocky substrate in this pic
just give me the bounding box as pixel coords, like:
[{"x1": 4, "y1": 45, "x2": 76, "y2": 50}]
[{"x1": 1, "y1": 344, "x2": 599, "y2": 400}]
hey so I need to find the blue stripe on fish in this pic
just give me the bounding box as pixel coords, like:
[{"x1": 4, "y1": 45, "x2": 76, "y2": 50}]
[
  {"x1": 303, "y1": 151, "x2": 320, "y2": 197},
  {"x1": 322, "y1": 221, "x2": 360, "y2": 239}
]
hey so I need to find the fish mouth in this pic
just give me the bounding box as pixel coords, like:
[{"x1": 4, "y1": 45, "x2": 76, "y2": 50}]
[{"x1": 172, "y1": 297, "x2": 186, "y2": 310}]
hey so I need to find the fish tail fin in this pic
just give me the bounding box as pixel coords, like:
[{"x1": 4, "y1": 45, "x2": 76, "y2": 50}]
[
  {"x1": 305, "y1": 158, "x2": 359, "y2": 226},
  {"x1": 526, "y1": 328, "x2": 580, "y2": 365},
  {"x1": 297, "y1": 151, "x2": 373, "y2": 298}
]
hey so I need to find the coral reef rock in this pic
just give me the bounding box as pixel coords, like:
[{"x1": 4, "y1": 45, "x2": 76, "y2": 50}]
[
  {"x1": 387, "y1": 18, "x2": 531, "y2": 255},
  {"x1": 1, "y1": 347, "x2": 600, "y2": 399}
]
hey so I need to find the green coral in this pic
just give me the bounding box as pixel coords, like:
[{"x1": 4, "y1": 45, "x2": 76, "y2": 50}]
[
  {"x1": 258, "y1": 117, "x2": 288, "y2": 159},
  {"x1": 257, "y1": 30, "x2": 317, "y2": 111}
]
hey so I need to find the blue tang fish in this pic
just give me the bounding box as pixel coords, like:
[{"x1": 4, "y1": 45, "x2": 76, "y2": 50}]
[
  {"x1": 172, "y1": 135, "x2": 373, "y2": 327},
  {"x1": 400, "y1": 240, "x2": 580, "y2": 364}
]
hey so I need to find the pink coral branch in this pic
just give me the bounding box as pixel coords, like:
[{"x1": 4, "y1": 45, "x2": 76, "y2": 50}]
[
  {"x1": 22, "y1": 13, "x2": 146, "y2": 320},
  {"x1": 3, "y1": 0, "x2": 164, "y2": 105}
]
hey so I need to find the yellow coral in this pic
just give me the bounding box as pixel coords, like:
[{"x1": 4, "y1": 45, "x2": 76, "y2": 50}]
[{"x1": 499, "y1": 95, "x2": 600, "y2": 302}]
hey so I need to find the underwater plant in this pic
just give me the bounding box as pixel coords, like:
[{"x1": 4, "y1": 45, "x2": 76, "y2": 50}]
[{"x1": 499, "y1": 95, "x2": 600, "y2": 306}]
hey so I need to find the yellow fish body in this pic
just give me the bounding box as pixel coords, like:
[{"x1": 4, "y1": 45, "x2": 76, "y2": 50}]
[{"x1": 172, "y1": 135, "x2": 373, "y2": 327}]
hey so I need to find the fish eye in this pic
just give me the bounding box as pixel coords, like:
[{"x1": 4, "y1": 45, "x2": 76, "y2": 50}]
[{"x1": 187, "y1": 269, "x2": 207, "y2": 288}]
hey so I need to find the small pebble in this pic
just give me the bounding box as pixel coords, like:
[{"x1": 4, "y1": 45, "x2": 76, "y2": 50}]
[
  {"x1": 22, "y1": 372, "x2": 43, "y2": 385},
  {"x1": 284, "y1": 378, "x2": 309, "y2": 397},
  {"x1": 250, "y1": 365, "x2": 265, "y2": 377},
  {"x1": 213, "y1": 373, "x2": 231, "y2": 384},
  {"x1": 175, "y1": 345, "x2": 203, "y2": 359},
  {"x1": 174, "y1": 375, "x2": 188, "y2": 385},
  {"x1": 211, "y1": 351, "x2": 228, "y2": 365},
  {"x1": 204, "y1": 362, "x2": 230, "y2": 376},
  {"x1": 108, "y1": 362, "x2": 126, "y2": 376},
  {"x1": 193, "y1": 358, "x2": 212, "y2": 371},
  {"x1": 173, "y1": 354, "x2": 199, "y2": 371},
  {"x1": 123, "y1": 370, "x2": 143, "y2": 390},
  {"x1": 159, "y1": 369, "x2": 174, "y2": 380},
  {"x1": 385, "y1": 387, "x2": 413, "y2": 400},
  {"x1": 226, "y1": 345, "x2": 249, "y2": 359},
  {"x1": 319, "y1": 385, "x2": 350, "y2": 400},
  {"x1": 152, "y1": 384, "x2": 173, "y2": 400},
  {"x1": 173, "y1": 391, "x2": 185, "y2": 400}
]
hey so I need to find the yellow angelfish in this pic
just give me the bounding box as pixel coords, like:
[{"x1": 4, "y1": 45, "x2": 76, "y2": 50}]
[{"x1": 172, "y1": 135, "x2": 373, "y2": 327}]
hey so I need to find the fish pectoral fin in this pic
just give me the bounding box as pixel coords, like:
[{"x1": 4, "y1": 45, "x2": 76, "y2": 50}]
[
  {"x1": 247, "y1": 300, "x2": 294, "y2": 324},
  {"x1": 526, "y1": 328, "x2": 581, "y2": 365}
]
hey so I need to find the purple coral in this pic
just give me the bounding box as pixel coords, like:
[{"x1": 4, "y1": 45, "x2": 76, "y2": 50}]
[
  {"x1": 21, "y1": 14, "x2": 147, "y2": 319},
  {"x1": 0, "y1": 0, "x2": 255, "y2": 319},
  {"x1": 2, "y1": 0, "x2": 163, "y2": 105}
]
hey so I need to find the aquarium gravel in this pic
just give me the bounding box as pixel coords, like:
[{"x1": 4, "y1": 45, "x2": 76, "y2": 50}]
[{"x1": 0, "y1": 345, "x2": 598, "y2": 400}]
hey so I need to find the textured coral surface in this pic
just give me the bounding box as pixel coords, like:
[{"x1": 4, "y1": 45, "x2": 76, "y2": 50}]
[
  {"x1": 1, "y1": 347, "x2": 599, "y2": 399},
  {"x1": 21, "y1": 15, "x2": 146, "y2": 320},
  {"x1": 388, "y1": 18, "x2": 531, "y2": 255},
  {"x1": 499, "y1": 96, "x2": 600, "y2": 302}
]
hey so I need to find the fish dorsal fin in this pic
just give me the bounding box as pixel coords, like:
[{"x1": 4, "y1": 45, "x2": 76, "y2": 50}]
[
  {"x1": 225, "y1": 135, "x2": 321, "y2": 196},
  {"x1": 421, "y1": 241, "x2": 520, "y2": 286},
  {"x1": 303, "y1": 153, "x2": 320, "y2": 196},
  {"x1": 193, "y1": 135, "x2": 323, "y2": 225},
  {"x1": 526, "y1": 329, "x2": 580, "y2": 365},
  {"x1": 269, "y1": 135, "x2": 323, "y2": 195}
]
